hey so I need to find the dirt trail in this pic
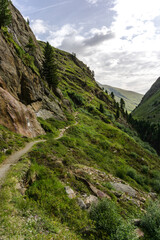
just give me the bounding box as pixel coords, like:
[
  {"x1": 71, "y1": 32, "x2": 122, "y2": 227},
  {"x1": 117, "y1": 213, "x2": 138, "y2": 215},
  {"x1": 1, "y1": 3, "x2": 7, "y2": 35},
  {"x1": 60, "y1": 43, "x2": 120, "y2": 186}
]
[
  {"x1": 55, "y1": 112, "x2": 78, "y2": 140},
  {"x1": 0, "y1": 140, "x2": 45, "y2": 183},
  {"x1": 55, "y1": 121, "x2": 78, "y2": 140},
  {"x1": 0, "y1": 112, "x2": 79, "y2": 184}
]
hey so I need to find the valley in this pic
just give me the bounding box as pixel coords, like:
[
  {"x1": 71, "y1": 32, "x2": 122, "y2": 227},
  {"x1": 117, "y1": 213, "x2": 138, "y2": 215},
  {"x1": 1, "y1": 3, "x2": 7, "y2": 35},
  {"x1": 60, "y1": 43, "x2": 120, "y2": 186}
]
[
  {"x1": 98, "y1": 83, "x2": 143, "y2": 113},
  {"x1": 0, "y1": 1, "x2": 160, "y2": 240}
]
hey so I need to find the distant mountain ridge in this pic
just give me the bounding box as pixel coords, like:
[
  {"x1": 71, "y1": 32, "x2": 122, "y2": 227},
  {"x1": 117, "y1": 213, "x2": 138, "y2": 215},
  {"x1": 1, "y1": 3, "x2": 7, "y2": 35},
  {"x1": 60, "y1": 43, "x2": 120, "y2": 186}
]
[
  {"x1": 97, "y1": 82, "x2": 143, "y2": 112},
  {"x1": 132, "y1": 77, "x2": 160, "y2": 123}
]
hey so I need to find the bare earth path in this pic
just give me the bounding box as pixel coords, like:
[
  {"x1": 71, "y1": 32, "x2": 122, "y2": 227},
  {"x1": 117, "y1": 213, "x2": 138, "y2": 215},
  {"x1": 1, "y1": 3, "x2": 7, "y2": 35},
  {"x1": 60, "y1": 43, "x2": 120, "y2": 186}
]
[
  {"x1": 0, "y1": 140, "x2": 45, "y2": 183},
  {"x1": 0, "y1": 112, "x2": 78, "y2": 184}
]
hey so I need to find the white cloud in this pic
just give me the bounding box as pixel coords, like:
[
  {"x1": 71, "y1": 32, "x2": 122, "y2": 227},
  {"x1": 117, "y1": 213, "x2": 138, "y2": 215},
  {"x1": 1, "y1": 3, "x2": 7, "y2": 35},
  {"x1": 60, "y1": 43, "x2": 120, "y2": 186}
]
[
  {"x1": 86, "y1": 0, "x2": 99, "y2": 4},
  {"x1": 111, "y1": 0, "x2": 160, "y2": 52},
  {"x1": 29, "y1": 0, "x2": 160, "y2": 94},
  {"x1": 47, "y1": 24, "x2": 82, "y2": 47},
  {"x1": 31, "y1": 19, "x2": 48, "y2": 35}
]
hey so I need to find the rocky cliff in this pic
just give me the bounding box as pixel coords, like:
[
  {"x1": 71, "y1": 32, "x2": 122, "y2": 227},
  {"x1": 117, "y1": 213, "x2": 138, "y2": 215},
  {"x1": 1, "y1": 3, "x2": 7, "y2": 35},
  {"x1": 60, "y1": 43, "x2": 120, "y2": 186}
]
[{"x1": 0, "y1": 3, "x2": 66, "y2": 137}]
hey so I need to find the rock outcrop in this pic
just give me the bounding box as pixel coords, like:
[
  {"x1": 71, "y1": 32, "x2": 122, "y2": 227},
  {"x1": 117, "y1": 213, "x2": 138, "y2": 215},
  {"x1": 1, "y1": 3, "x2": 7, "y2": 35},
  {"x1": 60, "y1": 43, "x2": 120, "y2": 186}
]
[
  {"x1": 0, "y1": 3, "x2": 66, "y2": 137},
  {"x1": 0, "y1": 87, "x2": 45, "y2": 137}
]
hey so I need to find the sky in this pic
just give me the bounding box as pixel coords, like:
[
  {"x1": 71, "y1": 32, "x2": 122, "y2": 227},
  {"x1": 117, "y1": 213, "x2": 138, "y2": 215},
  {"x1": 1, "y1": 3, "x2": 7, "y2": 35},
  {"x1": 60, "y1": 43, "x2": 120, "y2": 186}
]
[{"x1": 11, "y1": 0, "x2": 160, "y2": 94}]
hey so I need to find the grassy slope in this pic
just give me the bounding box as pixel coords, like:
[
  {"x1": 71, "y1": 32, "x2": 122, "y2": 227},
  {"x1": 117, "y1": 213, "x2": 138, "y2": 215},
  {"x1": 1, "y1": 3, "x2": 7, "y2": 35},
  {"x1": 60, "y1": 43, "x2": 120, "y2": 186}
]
[
  {"x1": 98, "y1": 82, "x2": 143, "y2": 113},
  {"x1": 0, "y1": 43, "x2": 160, "y2": 239},
  {"x1": 0, "y1": 109, "x2": 160, "y2": 239},
  {"x1": 132, "y1": 88, "x2": 160, "y2": 123},
  {"x1": 0, "y1": 125, "x2": 29, "y2": 164}
]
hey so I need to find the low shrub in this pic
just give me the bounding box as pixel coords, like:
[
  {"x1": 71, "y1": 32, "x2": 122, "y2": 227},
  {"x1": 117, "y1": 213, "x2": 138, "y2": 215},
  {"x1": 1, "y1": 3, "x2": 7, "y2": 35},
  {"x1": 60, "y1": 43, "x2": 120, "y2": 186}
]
[
  {"x1": 116, "y1": 166, "x2": 127, "y2": 179},
  {"x1": 141, "y1": 201, "x2": 160, "y2": 240},
  {"x1": 150, "y1": 170, "x2": 160, "y2": 193},
  {"x1": 141, "y1": 165, "x2": 149, "y2": 174},
  {"x1": 68, "y1": 92, "x2": 85, "y2": 106},
  {"x1": 90, "y1": 199, "x2": 137, "y2": 240},
  {"x1": 90, "y1": 199, "x2": 121, "y2": 238},
  {"x1": 111, "y1": 222, "x2": 138, "y2": 240},
  {"x1": 127, "y1": 167, "x2": 144, "y2": 185}
]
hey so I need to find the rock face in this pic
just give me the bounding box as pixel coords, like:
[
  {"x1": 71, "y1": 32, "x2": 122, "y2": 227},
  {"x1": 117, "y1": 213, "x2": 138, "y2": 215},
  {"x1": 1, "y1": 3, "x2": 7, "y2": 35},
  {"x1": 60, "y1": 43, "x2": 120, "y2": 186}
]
[
  {"x1": 0, "y1": 87, "x2": 45, "y2": 137},
  {"x1": 0, "y1": 3, "x2": 66, "y2": 137},
  {"x1": 9, "y1": 3, "x2": 42, "y2": 68},
  {"x1": 111, "y1": 182, "x2": 137, "y2": 198}
]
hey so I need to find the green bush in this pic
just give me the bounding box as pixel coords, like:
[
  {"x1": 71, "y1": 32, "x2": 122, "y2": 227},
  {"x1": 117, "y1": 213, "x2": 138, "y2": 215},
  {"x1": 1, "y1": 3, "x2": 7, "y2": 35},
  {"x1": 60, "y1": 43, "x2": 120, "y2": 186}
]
[
  {"x1": 127, "y1": 167, "x2": 144, "y2": 186},
  {"x1": 111, "y1": 223, "x2": 138, "y2": 240},
  {"x1": 116, "y1": 166, "x2": 127, "y2": 179},
  {"x1": 87, "y1": 104, "x2": 96, "y2": 113},
  {"x1": 150, "y1": 170, "x2": 160, "y2": 180},
  {"x1": 90, "y1": 199, "x2": 137, "y2": 240},
  {"x1": 127, "y1": 168, "x2": 137, "y2": 179},
  {"x1": 141, "y1": 201, "x2": 160, "y2": 240},
  {"x1": 150, "y1": 170, "x2": 160, "y2": 193},
  {"x1": 151, "y1": 179, "x2": 160, "y2": 193},
  {"x1": 141, "y1": 165, "x2": 149, "y2": 174},
  {"x1": 90, "y1": 199, "x2": 121, "y2": 238},
  {"x1": 68, "y1": 92, "x2": 85, "y2": 106}
]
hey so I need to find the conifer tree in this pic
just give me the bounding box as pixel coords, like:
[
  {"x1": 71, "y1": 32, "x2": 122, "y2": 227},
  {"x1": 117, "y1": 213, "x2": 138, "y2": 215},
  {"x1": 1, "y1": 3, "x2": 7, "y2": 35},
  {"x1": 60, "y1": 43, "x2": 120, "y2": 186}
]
[
  {"x1": 0, "y1": 0, "x2": 12, "y2": 29},
  {"x1": 42, "y1": 42, "x2": 58, "y2": 89},
  {"x1": 99, "y1": 103, "x2": 104, "y2": 113},
  {"x1": 111, "y1": 92, "x2": 114, "y2": 99},
  {"x1": 120, "y1": 98, "x2": 125, "y2": 110},
  {"x1": 115, "y1": 109, "x2": 120, "y2": 119}
]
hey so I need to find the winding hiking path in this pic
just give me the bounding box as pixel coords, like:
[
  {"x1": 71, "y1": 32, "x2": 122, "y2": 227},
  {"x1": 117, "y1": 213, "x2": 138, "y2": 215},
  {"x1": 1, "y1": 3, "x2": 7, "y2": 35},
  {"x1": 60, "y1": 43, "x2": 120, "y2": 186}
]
[
  {"x1": 0, "y1": 112, "x2": 78, "y2": 184},
  {"x1": 0, "y1": 140, "x2": 45, "y2": 183}
]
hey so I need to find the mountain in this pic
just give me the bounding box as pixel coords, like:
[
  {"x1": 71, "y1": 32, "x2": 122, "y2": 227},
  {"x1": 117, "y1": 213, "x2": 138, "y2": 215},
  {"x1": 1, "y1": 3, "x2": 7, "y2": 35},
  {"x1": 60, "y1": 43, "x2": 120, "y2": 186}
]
[
  {"x1": 98, "y1": 82, "x2": 143, "y2": 112},
  {"x1": 132, "y1": 77, "x2": 160, "y2": 123},
  {"x1": 1, "y1": 2, "x2": 160, "y2": 240},
  {"x1": 0, "y1": 3, "x2": 68, "y2": 138}
]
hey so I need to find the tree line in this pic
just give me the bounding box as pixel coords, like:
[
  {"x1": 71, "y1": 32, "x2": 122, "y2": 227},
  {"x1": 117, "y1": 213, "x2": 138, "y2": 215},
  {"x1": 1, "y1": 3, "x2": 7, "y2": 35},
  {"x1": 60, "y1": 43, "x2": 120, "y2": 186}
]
[
  {"x1": 0, "y1": 0, "x2": 11, "y2": 29},
  {"x1": 106, "y1": 90, "x2": 160, "y2": 154},
  {"x1": 128, "y1": 115, "x2": 160, "y2": 154}
]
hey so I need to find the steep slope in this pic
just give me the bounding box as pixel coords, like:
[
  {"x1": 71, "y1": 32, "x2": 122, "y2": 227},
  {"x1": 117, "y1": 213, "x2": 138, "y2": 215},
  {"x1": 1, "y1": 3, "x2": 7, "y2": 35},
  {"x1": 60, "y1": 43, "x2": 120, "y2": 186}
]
[
  {"x1": 132, "y1": 77, "x2": 160, "y2": 123},
  {"x1": 1, "y1": 3, "x2": 160, "y2": 240},
  {"x1": 98, "y1": 82, "x2": 143, "y2": 112},
  {"x1": 0, "y1": 3, "x2": 66, "y2": 137}
]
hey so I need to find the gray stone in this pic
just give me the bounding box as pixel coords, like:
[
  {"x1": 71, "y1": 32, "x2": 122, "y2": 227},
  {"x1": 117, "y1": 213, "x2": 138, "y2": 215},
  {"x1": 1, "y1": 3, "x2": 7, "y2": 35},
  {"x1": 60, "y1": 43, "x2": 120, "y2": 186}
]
[
  {"x1": 85, "y1": 195, "x2": 98, "y2": 208},
  {"x1": 111, "y1": 182, "x2": 137, "y2": 198},
  {"x1": 65, "y1": 186, "x2": 76, "y2": 199},
  {"x1": 135, "y1": 228, "x2": 144, "y2": 238},
  {"x1": 77, "y1": 198, "x2": 86, "y2": 209},
  {"x1": 149, "y1": 192, "x2": 157, "y2": 200}
]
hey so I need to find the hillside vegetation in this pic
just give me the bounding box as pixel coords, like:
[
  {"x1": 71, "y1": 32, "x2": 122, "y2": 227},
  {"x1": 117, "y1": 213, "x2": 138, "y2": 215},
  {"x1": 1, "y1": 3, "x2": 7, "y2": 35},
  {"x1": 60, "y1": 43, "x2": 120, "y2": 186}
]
[
  {"x1": 132, "y1": 77, "x2": 160, "y2": 123},
  {"x1": 1, "y1": 42, "x2": 160, "y2": 239},
  {"x1": 131, "y1": 77, "x2": 160, "y2": 154},
  {"x1": 1, "y1": 3, "x2": 160, "y2": 240},
  {"x1": 98, "y1": 82, "x2": 143, "y2": 113}
]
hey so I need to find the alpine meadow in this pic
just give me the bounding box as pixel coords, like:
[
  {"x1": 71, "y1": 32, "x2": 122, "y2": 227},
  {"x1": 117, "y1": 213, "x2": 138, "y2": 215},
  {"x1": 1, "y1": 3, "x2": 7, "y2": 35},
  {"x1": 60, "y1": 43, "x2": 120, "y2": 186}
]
[{"x1": 0, "y1": 1, "x2": 160, "y2": 240}]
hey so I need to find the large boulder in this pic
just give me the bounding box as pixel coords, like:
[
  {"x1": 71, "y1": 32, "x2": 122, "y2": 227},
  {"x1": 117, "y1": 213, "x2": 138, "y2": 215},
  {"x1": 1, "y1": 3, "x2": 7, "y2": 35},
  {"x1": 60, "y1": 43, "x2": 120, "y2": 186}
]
[
  {"x1": 111, "y1": 182, "x2": 137, "y2": 198},
  {"x1": 0, "y1": 87, "x2": 45, "y2": 137}
]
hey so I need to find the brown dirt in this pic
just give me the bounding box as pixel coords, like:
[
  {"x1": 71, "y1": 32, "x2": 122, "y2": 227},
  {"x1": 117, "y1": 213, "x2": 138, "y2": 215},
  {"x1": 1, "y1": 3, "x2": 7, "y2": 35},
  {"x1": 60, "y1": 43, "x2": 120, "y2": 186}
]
[
  {"x1": 0, "y1": 140, "x2": 45, "y2": 184},
  {"x1": 0, "y1": 112, "x2": 79, "y2": 185}
]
